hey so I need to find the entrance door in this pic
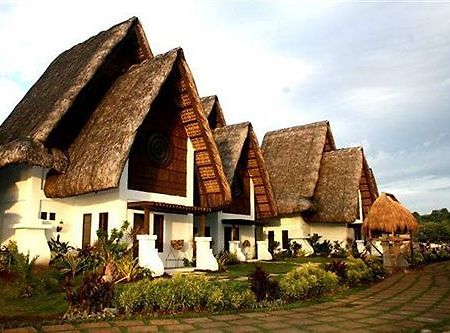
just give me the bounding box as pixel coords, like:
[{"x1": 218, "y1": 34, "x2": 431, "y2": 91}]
[
  {"x1": 282, "y1": 230, "x2": 289, "y2": 250},
  {"x1": 154, "y1": 214, "x2": 164, "y2": 253},
  {"x1": 132, "y1": 213, "x2": 146, "y2": 258},
  {"x1": 224, "y1": 227, "x2": 232, "y2": 252}
]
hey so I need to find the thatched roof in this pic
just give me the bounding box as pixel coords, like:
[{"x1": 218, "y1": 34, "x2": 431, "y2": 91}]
[
  {"x1": 201, "y1": 95, "x2": 226, "y2": 129},
  {"x1": 213, "y1": 122, "x2": 277, "y2": 218},
  {"x1": 0, "y1": 18, "x2": 231, "y2": 208},
  {"x1": 307, "y1": 147, "x2": 364, "y2": 223},
  {"x1": 0, "y1": 17, "x2": 151, "y2": 172},
  {"x1": 363, "y1": 192, "x2": 419, "y2": 235},
  {"x1": 44, "y1": 47, "x2": 231, "y2": 207},
  {"x1": 261, "y1": 121, "x2": 336, "y2": 215}
]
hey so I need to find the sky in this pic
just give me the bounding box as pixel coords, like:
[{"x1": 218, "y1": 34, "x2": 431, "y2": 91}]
[{"x1": 0, "y1": 1, "x2": 449, "y2": 214}]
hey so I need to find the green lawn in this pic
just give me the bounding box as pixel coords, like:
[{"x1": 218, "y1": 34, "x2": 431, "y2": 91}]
[
  {"x1": 0, "y1": 280, "x2": 67, "y2": 326},
  {"x1": 211, "y1": 256, "x2": 334, "y2": 279}
]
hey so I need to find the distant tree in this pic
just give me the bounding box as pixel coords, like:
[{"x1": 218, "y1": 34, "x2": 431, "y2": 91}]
[{"x1": 414, "y1": 208, "x2": 450, "y2": 242}]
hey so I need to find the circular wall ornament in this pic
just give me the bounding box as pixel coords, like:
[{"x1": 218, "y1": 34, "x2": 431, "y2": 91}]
[{"x1": 146, "y1": 133, "x2": 173, "y2": 167}]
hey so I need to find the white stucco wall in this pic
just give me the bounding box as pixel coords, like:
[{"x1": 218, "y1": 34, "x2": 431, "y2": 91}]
[
  {"x1": 0, "y1": 139, "x2": 196, "y2": 266},
  {"x1": 309, "y1": 222, "x2": 354, "y2": 245},
  {"x1": 263, "y1": 215, "x2": 308, "y2": 250}
]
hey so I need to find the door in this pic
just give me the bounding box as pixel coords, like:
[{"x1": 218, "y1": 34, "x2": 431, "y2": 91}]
[
  {"x1": 82, "y1": 214, "x2": 92, "y2": 249},
  {"x1": 154, "y1": 214, "x2": 164, "y2": 253},
  {"x1": 282, "y1": 230, "x2": 289, "y2": 250},
  {"x1": 268, "y1": 231, "x2": 275, "y2": 254},
  {"x1": 132, "y1": 213, "x2": 146, "y2": 258},
  {"x1": 224, "y1": 227, "x2": 232, "y2": 252}
]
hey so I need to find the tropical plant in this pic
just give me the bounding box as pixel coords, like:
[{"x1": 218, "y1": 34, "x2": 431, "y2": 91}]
[
  {"x1": 94, "y1": 221, "x2": 131, "y2": 262},
  {"x1": 308, "y1": 234, "x2": 332, "y2": 257},
  {"x1": 279, "y1": 263, "x2": 338, "y2": 301},
  {"x1": 114, "y1": 255, "x2": 141, "y2": 283},
  {"x1": 61, "y1": 250, "x2": 88, "y2": 279},
  {"x1": 65, "y1": 270, "x2": 114, "y2": 318},
  {"x1": 325, "y1": 259, "x2": 348, "y2": 282},
  {"x1": 330, "y1": 241, "x2": 349, "y2": 258},
  {"x1": 248, "y1": 265, "x2": 280, "y2": 301},
  {"x1": 345, "y1": 258, "x2": 372, "y2": 286},
  {"x1": 47, "y1": 234, "x2": 73, "y2": 267}
]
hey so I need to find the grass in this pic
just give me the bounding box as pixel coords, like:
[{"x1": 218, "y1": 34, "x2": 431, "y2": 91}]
[
  {"x1": 0, "y1": 256, "x2": 340, "y2": 328},
  {"x1": 211, "y1": 256, "x2": 335, "y2": 279},
  {"x1": 0, "y1": 269, "x2": 68, "y2": 328}
]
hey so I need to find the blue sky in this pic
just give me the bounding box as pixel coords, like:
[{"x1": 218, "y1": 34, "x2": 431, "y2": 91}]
[{"x1": 0, "y1": 1, "x2": 449, "y2": 213}]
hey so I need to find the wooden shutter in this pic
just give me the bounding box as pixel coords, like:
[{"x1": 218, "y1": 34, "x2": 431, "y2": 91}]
[{"x1": 82, "y1": 214, "x2": 92, "y2": 249}]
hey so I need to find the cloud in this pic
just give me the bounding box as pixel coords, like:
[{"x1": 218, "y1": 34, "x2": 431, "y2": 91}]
[{"x1": 0, "y1": 1, "x2": 449, "y2": 214}]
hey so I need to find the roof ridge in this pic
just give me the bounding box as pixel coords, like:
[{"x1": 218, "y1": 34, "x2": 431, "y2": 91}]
[{"x1": 264, "y1": 120, "x2": 330, "y2": 137}]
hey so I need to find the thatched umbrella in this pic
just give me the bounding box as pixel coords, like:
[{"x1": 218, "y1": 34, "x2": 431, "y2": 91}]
[{"x1": 363, "y1": 192, "x2": 419, "y2": 237}]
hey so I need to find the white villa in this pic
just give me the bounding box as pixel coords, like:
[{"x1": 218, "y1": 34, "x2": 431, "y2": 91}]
[
  {"x1": 195, "y1": 97, "x2": 277, "y2": 260},
  {"x1": 0, "y1": 18, "x2": 236, "y2": 273},
  {"x1": 261, "y1": 121, "x2": 379, "y2": 251}
]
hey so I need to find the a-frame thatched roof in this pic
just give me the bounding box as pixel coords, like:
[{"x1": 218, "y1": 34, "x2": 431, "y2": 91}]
[
  {"x1": 363, "y1": 192, "x2": 419, "y2": 235},
  {"x1": 201, "y1": 95, "x2": 226, "y2": 130},
  {"x1": 0, "y1": 17, "x2": 151, "y2": 172},
  {"x1": 0, "y1": 18, "x2": 231, "y2": 208},
  {"x1": 213, "y1": 122, "x2": 277, "y2": 219},
  {"x1": 307, "y1": 147, "x2": 379, "y2": 223},
  {"x1": 261, "y1": 121, "x2": 336, "y2": 215}
]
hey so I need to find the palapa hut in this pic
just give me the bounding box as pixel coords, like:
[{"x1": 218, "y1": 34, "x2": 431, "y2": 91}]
[
  {"x1": 363, "y1": 193, "x2": 418, "y2": 237},
  {"x1": 363, "y1": 193, "x2": 418, "y2": 269},
  {"x1": 194, "y1": 120, "x2": 277, "y2": 259},
  {"x1": 0, "y1": 17, "x2": 231, "y2": 273},
  {"x1": 262, "y1": 121, "x2": 378, "y2": 250}
]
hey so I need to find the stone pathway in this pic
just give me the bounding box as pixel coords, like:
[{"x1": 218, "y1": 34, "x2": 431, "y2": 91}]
[{"x1": 3, "y1": 262, "x2": 450, "y2": 333}]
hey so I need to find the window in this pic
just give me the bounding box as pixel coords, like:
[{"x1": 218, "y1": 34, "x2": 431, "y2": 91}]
[
  {"x1": 40, "y1": 211, "x2": 56, "y2": 221},
  {"x1": 282, "y1": 230, "x2": 289, "y2": 250},
  {"x1": 82, "y1": 214, "x2": 92, "y2": 249},
  {"x1": 99, "y1": 212, "x2": 108, "y2": 235}
]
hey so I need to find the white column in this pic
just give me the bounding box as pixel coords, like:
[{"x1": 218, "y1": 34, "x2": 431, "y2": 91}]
[
  {"x1": 229, "y1": 240, "x2": 246, "y2": 261},
  {"x1": 195, "y1": 237, "x2": 218, "y2": 271},
  {"x1": 257, "y1": 240, "x2": 272, "y2": 261},
  {"x1": 137, "y1": 235, "x2": 164, "y2": 276},
  {"x1": 13, "y1": 225, "x2": 52, "y2": 265}
]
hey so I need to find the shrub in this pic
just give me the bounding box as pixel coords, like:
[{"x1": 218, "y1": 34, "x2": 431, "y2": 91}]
[
  {"x1": 48, "y1": 235, "x2": 73, "y2": 267},
  {"x1": 269, "y1": 240, "x2": 280, "y2": 255},
  {"x1": 345, "y1": 258, "x2": 372, "y2": 286},
  {"x1": 363, "y1": 256, "x2": 387, "y2": 282},
  {"x1": 308, "y1": 234, "x2": 332, "y2": 257},
  {"x1": 65, "y1": 270, "x2": 114, "y2": 318},
  {"x1": 248, "y1": 265, "x2": 280, "y2": 302},
  {"x1": 94, "y1": 221, "x2": 131, "y2": 262},
  {"x1": 331, "y1": 241, "x2": 349, "y2": 258},
  {"x1": 115, "y1": 274, "x2": 255, "y2": 314},
  {"x1": 279, "y1": 263, "x2": 338, "y2": 301},
  {"x1": 326, "y1": 260, "x2": 347, "y2": 282}
]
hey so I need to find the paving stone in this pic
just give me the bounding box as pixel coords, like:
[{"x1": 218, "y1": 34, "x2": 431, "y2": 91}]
[
  {"x1": 86, "y1": 328, "x2": 120, "y2": 333},
  {"x1": 162, "y1": 324, "x2": 195, "y2": 331},
  {"x1": 148, "y1": 319, "x2": 179, "y2": 325},
  {"x1": 239, "y1": 311, "x2": 269, "y2": 318},
  {"x1": 41, "y1": 324, "x2": 76, "y2": 332},
  {"x1": 182, "y1": 317, "x2": 213, "y2": 324},
  {"x1": 114, "y1": 320, "x2": 144, "y2": 327},
  {"x1": 78, "y1": 322, "x2": 112, "y2": 329},
  {"x1": 412, "y1": 316, "x2": 441, "y2": 323},
  {"x1": 277, "y1": 329, "x2": 310, "y2": 333},
  {"x1": 209, "y1": 314, "x2": 242, "y2": 321},
  {"x1": 333, "y1": 321, "x2": 369, "y2": 330},
  {"x1": 228, "y1": 325, "x2": 261, "y2": 332},
  {"x1": 191, "y1": 330, "x2": 224, "y2": 333},
  {"x1": 306, "y1": 325, "x2": 344, "y2": 333},
  {"x1": 229, "y1": 318, "x2": 260, "y2": 326},
  {"x1": 256, "y1": 321, "x2": 292, "y2": 330},
  {"x1": 126, "y1": 326, "x2": 158, "y2": 333},
  {"x1": 196, "y1": 321, "x2": 231, "y2": 329},
  {"x1": 260, "y1": 315, "x2": 285, "y2": 322},
  {"x1": 3, "y1": 328, "x2": 38, "y2": 333}
]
